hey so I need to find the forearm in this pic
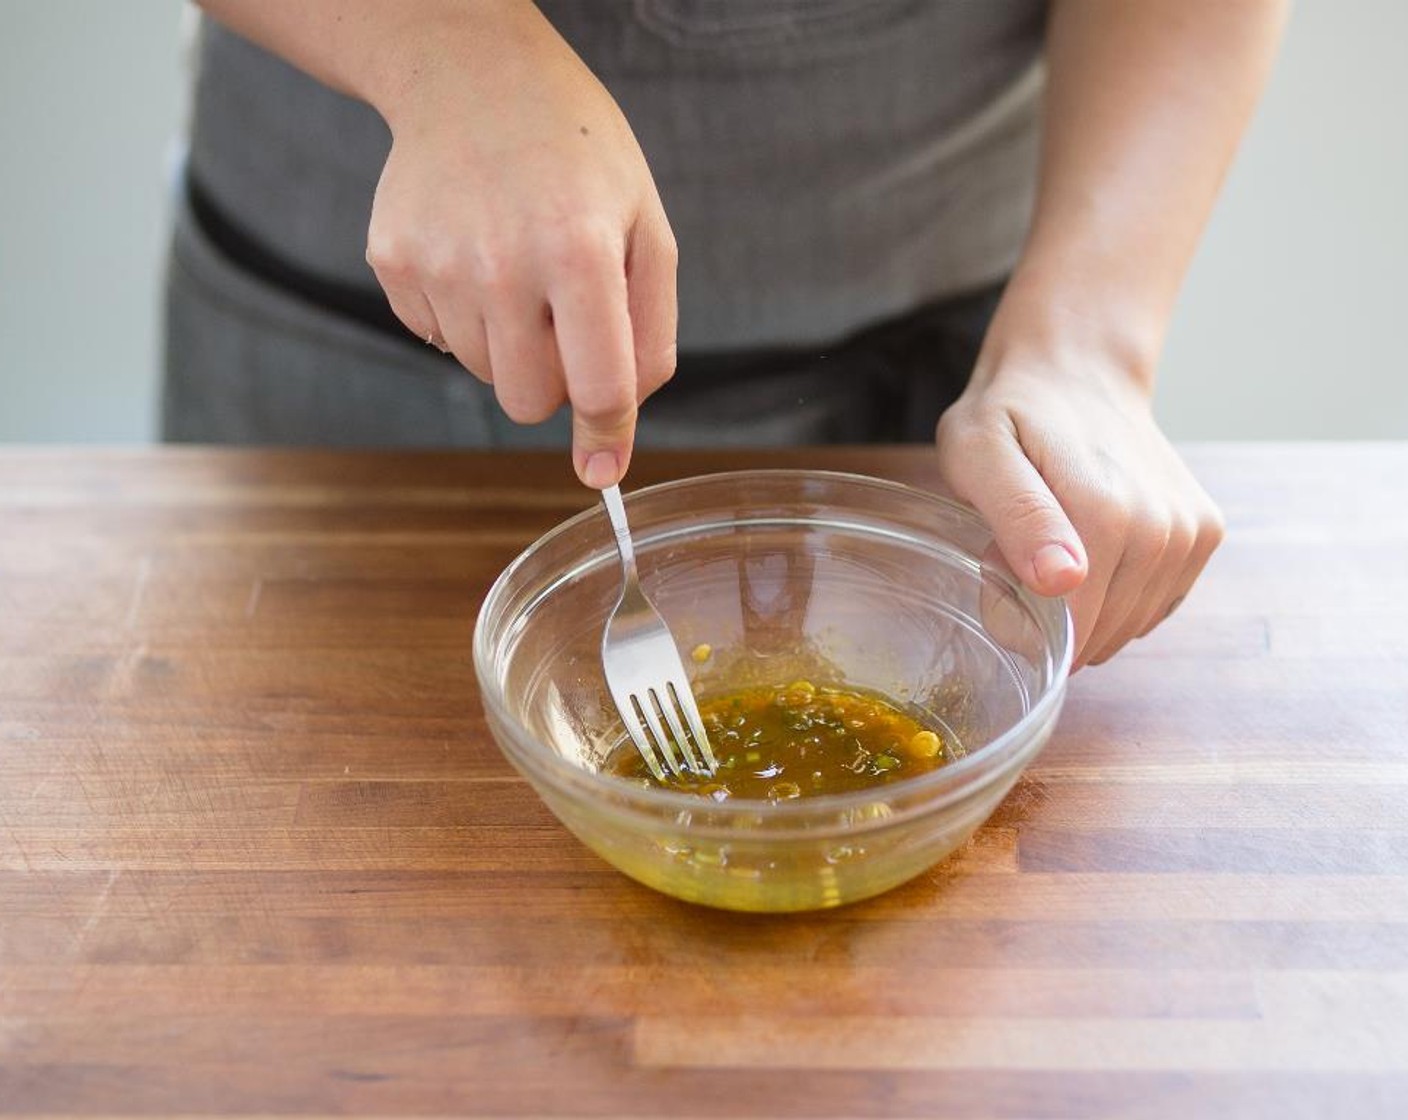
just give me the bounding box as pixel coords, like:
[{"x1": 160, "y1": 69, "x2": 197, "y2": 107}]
[
  {"x1": 193, "y1": 0, "x2": 540, "y2": 127},
  {"x1": 997, "y1": 0, "x2": 1288, "y2": 387}
]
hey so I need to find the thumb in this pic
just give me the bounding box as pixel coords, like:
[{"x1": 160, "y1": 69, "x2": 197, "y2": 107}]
[{"x1": 941, "y1": 426, "x2": 1088, "y2": 598}]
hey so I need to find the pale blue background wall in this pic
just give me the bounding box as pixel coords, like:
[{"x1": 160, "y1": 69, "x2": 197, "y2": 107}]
[{"x1": 0, "y1": 1, "x2": 184, "y2": 441}]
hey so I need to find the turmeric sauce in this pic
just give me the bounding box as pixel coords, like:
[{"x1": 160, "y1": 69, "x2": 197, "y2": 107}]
[{"x1": 606, "y1": 680, "x2": 949, "y2": 801}]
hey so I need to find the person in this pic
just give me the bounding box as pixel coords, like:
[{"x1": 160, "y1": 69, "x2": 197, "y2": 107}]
[{"x1": 165, "y1": 0, "x2": 1286, "y2": 667}]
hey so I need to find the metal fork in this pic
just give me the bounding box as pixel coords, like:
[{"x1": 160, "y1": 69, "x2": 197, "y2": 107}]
[{"x1": 599, "y1": 484, "x2": 716, "y2": 780}]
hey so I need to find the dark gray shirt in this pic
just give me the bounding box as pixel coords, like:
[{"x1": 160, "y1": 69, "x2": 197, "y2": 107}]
[{"x1": 188, "y1": 0, "x2": 1047, "y2": 350}]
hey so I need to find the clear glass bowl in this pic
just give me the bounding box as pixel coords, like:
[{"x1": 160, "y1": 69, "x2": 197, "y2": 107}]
[{"x1": 473, "y1": 470, "x2": 1072, "y2": 912}]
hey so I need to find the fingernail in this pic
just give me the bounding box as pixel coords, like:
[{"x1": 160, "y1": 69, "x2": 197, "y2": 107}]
[
  {"x1": 1033, "y1": 543, "x2": 1080, "y2": 587},
  {"x1": 583, "y1": 451, "x2": 619, "y2": 489}
]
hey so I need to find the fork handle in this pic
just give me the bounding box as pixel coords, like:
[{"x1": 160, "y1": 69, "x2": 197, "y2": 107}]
[{"x1": 600, "y1": 484, "x2": 638, "y2": 580}]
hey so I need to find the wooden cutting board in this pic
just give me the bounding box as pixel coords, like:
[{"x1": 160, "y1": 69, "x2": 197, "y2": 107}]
[{"x1": 1, "y1": 444, "x2": 1406, "y2": 1116}]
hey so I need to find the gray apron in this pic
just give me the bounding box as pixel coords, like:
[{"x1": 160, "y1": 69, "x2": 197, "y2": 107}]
[{"x1": 164, "y1": 0, "x2": 1045, "y2": 447}]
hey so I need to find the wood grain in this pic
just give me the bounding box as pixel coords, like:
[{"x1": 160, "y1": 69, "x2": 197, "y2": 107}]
[{"x1": 1, "y1": 445, "x2": 1407, "y2": 1118}]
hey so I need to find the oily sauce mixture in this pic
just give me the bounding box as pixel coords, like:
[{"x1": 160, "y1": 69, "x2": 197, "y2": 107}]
[{"x1": 606, "y1": 680, "x2": 949, "y2": 801}]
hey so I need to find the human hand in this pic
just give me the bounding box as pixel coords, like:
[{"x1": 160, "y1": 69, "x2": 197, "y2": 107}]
[
  {"x1": 935, "y1": 335, "x2": 1224, "y2": 669},
  {"x1": 922, "y1": 0, "x2": 1277, "y2": 668},
  {"x1": 364, "y1": 3, "x2": 677, "y2": 488}
]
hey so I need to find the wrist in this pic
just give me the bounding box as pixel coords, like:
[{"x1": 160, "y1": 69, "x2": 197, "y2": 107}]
[
  {"x1": 358, "y1": 1, "x2": 543, "y2": 133},
  {"x1": 976, "y1": 257, "x2": 1167, "y2": 398}
]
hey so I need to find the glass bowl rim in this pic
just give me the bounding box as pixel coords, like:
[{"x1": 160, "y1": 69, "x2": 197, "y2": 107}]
[{"x1": 472, "y1": 468, "x2": 1073, "y2": 824}]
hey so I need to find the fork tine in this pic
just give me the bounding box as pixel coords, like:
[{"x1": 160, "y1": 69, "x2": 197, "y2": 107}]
[
  {"x1": 638, "y1": 691, "x2": 685, "y2": 776},
  {"x1": 619, "y1": 697, "x2": 667, "y2": 781},
  {"x1": 658, "y1": 687, "x2": 704, "y2": 777},
  {"x1": 669, "y1": 679, "x2": 717, "y2": 774},
  {"x1": 658, "y1": 682, "x2": 703, "y2": 773}
]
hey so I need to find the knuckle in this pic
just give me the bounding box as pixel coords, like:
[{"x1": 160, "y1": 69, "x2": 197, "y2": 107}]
[
  {"x1": 1201, "y1": 502, "x2": 1228, "y2": 550},
  {"x1": 638, "y1": 340, "x2": 678, "y2": 391},
  {"x1": 658, "y1": 342, "x2": 678, "y2": 384},
  {"x1": 658, "y1": 227, "x2": 680, "y2": 269},
  {"x1": 574, "y1": 385, "x2": 637, "y2": 429},
  {"x1": 454, "y1": 346, "x2": 493, "y2": 384},
  {"x1": 365, "y1": 232, "x2": 416, "y2": 283},
  {"x1": 1166, "y1": 513, "x2": 1199, "y2": 557},
  {"x1": 1000, "y1": 488, "x2": 1062, "y2": 531},
  {"x1": 935, "y1": 409, "x2": 985, "y2": 463},
  {"x1": 935, "y1": 409, "x2": 970, "y2": 443},
  {"x1": 544, "y1": 220, "x2": 620, "y2": 274},
  {"x1": 1146, "y1": 600, "x2": 1182, "y2": 638},
  {"x1": 463, "y1": 361, "x2": 494, "y2": 386},
  {"x1": 497, "y1": 387, "x2": 562, "y2": 425},
  {"x1": 1123, "y1": 507, "x2": 1173, "y2": 562},
  {"x1": 933, "y1": 409, "x2": 962, "y2": 450},
  {"x1": 421, "y1": 243, "x2": 465, "y2": 288},
  {"x1": 1087, "y1": 643, "x2": 1120, "y2": 666},
  {"x1": 1088, "y1": 480, "x2": 1137, "y2": 533},
  {"x1": 1182, "y1": 506, "x2": 1226, "y2": 570},
  {"x1": 472, "y1": 245, "x2": 518, "y2": 299}
]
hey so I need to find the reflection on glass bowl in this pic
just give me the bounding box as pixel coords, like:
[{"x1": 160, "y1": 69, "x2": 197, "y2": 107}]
[{"x1": 473, "y1": 470, "x2": 1072, "y2": 912}]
